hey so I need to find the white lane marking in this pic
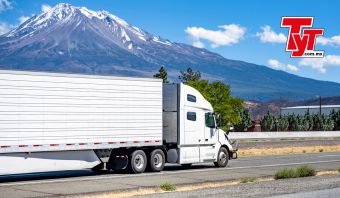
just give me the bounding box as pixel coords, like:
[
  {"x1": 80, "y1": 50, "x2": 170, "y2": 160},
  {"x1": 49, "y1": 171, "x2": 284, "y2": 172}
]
[
  {"x1": 317, "y1": 154, "x2": 340, "y2": 158},
  {"x1": 0, "y1": 159, "x2": 339, "y2": 187}
]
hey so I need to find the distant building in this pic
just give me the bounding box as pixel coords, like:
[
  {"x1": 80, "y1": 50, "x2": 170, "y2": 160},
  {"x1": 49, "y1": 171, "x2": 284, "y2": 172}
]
[
  {"x1": 280, "y1": 105, "x2": 340, "y2": 116},
  {"x1": 248, "y1": 120, "x2": 261, "y2": 132}
]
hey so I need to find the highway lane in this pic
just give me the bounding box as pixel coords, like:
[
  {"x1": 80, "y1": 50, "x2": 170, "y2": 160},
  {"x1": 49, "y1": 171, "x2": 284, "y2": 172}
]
[
  {"x1": 142, "y1": 174, "x2": 340, "y2": 198},
  {"x1": 0, "y1": 152, "x2": 339, "y2": 197}
]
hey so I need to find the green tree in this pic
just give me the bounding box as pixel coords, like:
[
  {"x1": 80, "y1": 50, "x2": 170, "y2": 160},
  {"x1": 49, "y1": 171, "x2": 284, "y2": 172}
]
[
  {"x1": 304, "y1": 110, "x2": 314, "y2": 131},
  {"x1": 312, "y1": 114, "x2": 334, "y2": 131},
  {"x1": 261, "y1": 111, "x2": 276, "y2": 131},
  {"x1": 178, "y1": 67, "x2": 201, "y2": 83},
  {"x1": 330, "y1": 109, "x2": 340, "y2": 130},
  {"x1": 288, "y1": 114, "x2": 299, "y2": 131},
  {"x1": 312, "y1": 114, "x2": 322, "y2": 131},
  {"x1": 299, "y1": 116, "x2": 310, "y2": 131},
  {"x1": 153, "y1": 66, "x2": 169, "y2": 83},
  {"x1": 187, "y1": 80, "x2": 244, "y2": 131},
  {"x1": 278, "y1": 115, "x2": 289, "y2": 131},
  {"x1": 234, "y1": 109, "x2": 252, "y2": 132}
]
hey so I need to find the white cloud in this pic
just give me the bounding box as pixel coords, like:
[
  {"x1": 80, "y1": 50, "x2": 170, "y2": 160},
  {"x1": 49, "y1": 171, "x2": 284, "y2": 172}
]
[
  {"x1": 0, "y1": 0, "x2": 13, "y2": 13},
  {"x1": 267, "y1": 59, "x2": 299, "y2": 72},
  {"x1": 0, "y1": 21, "x2": 10, "y2": 35},
  {"x1": 286, "y1": 64, "x2": 299, "y2": 72},
  {"x1": 42, "y1": 4, "x2": 52, "y2": 13},
  {"x1": 256, "y1": 25, "x2": 287, "y2": 43},
  {"x1": 18, "y1": 16, "x2": 30, "y2": 24},
  {"x1": 316, "y1": 35, "x2": 340, "y2": 47},
  {"x1": 299, "y1": 55, "x2": 340, "y2": 73},
  {"x1": 185, "y1": 24, "x2": 246, "y2": 48},
  {"x1": 192, "y1": 41, "x2": 204, "y2": 48}
]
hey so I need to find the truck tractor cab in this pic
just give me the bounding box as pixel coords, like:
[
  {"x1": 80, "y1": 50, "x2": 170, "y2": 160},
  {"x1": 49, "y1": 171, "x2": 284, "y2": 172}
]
[{"x1": 163, "y1": 83, "x2": 238, "y2": 167}]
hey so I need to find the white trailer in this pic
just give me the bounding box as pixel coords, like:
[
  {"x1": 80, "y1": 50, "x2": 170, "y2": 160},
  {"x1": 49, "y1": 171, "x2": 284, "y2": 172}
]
[{"x1": 0, "y1": 70, "x2": 237, "y2": 175}]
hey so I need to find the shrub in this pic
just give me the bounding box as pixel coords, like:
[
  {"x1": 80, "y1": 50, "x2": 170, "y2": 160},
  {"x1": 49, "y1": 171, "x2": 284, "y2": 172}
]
[
  {"x1": 159, "y1": 182, "x2": 176, "y2": 191},
  {"x1": 274, "y1": 165, "x2": 315, "y2": 179},
  {"x1": 295, "y1": 165, "x2": 316, "y2": 177},
  {"x1": 338, "y1": 167, "x2": 340, "y2": 173},
  {"x1": 274, "y1": 168, "x2": 297, "y2": 179},
  {"x1": 319, "y1": 148, "x2": 323, "y2": 152}
]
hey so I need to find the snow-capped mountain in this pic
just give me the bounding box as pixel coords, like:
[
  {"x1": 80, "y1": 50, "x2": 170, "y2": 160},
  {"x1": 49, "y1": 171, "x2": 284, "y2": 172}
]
[
  {"x1": 0, "y1": 3, "x2": 339, "y2": 101},
  {"x1": 4, "y1": 3, "x2": 171, "y2": 51}
]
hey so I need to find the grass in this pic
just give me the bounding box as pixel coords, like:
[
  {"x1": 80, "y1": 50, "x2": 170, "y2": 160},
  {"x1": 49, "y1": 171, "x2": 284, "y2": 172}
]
[
  {"x1": 338, "y1": 167, "x2": 340, "y2": 173},
  {"x1": 274, "y1": 165, "x2": 316, "y2": 179},
  {"x1": 240, "y1": 177, "x2": 257, "y2": 183},
  {"x1": 238, "y1": 145, "x2": 340, "y2": 157},
  {"x1": 159, "y1": 182, "x2": 176, "y2": 191}
]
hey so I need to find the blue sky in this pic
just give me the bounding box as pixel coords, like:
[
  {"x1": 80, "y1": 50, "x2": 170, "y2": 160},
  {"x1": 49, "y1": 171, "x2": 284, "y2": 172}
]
[{"x1": 1, "y1": 0, "x2": 340, "y2": 83}]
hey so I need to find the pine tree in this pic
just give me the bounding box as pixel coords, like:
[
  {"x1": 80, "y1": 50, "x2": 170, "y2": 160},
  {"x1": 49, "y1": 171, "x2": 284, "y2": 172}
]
[
  {"x1": 234, "y1": 109, "x2": 252, "y2": 132},
  {"x1": 178, "y1": 67, "x2": 201, "y2": 83},
  {"x1": 153, "y1": 66, "x2": 169, "y2": 83},
  {"x1": 312, "y1": 114, "x2": 334, "y2": 131},
  {"x1": 261, "y1": 111, "x2": 276, "y2": 131},
  {"x1": 304, "y1": 110, "x2": 314, "y2": 131},
  {"x1": 330, "y1": 109, "x2": 340, "y2": 130},
  {"x1": 278, "y1": 115, "x2": 289, "y2": 131}
]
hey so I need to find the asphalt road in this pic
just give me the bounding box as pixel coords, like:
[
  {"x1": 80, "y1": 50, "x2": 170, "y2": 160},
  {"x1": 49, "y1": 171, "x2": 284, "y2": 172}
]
[
  {"x1": 141, "y1": 174, "x2": 340, "y2": 198},
  {"x1": 0, "y1": 152, "x2": 339, "y2": 198}
]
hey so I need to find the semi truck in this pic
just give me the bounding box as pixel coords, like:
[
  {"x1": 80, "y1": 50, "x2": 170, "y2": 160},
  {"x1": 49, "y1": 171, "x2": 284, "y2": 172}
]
[{"x1": 0, "y1": 70, "x2": 237, "y2": 175}]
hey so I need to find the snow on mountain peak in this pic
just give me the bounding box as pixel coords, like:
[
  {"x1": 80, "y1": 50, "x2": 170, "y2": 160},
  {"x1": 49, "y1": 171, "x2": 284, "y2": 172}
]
[{"x1": 4, "y1": 3, "x2": 172, "y2": 47}]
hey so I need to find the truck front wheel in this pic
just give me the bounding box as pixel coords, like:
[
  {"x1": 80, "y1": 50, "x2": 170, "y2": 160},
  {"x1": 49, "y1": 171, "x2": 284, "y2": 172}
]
[
  {"x1": 128, "y1": 150, "x2": 147, "y2": 173},
  {"x1": 214, "y1": 147, "x2": 229, "y2": 167},
  {"x1": 147, "y1": 149, "x2": 165, "y2": 172}
]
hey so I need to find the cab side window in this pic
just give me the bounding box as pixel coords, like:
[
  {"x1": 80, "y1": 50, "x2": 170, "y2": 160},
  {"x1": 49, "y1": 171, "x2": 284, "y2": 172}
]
[
  {"x1": 187, "y1": 94, "x2": 196, "y2": 102},
  {"x1": 205, "y1": 112, "x2": 215, "y2": 128},
  {"x1": 187, "y1": 112, "x2": 196, "y2": 121}
]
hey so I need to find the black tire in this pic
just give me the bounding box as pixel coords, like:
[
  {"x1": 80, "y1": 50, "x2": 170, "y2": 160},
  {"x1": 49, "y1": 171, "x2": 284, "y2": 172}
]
[
  {"x1": 147, "y1": 149, "x2": 165, "y2": 172},
  {"x1": 128, "y1": 150, "x2": 147, "y2": 174},
  {"x1": 214, "y1": 147, "x2": 229, "y2": 167}
]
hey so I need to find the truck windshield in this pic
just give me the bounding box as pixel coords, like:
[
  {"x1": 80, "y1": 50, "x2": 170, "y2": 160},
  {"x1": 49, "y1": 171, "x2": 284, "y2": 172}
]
[{"x1": 205, "y1": 112, "x2": 215, "y2": 128}]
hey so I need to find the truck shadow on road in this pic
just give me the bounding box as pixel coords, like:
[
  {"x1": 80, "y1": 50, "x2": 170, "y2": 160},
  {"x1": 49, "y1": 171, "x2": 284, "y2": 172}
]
[{"x1": 0, "y1": 164, "x2": 219, "y2": 183}]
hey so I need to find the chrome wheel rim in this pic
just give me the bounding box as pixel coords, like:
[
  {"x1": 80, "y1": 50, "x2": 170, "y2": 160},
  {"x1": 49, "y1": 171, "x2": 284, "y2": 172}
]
[
  {"x1": 153, "y1": 153, "x2": 163, "y2": 168},
  {"x1": 219, "y1": 152, "x2": 227, "y2": 164},
  {"x1": 134, "y1": 154, "x2": 145, "y2": 169}
]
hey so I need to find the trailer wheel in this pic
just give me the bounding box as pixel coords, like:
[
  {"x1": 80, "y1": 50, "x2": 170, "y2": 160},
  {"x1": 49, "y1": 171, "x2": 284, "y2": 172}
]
[
  {"x1": 214, "y1": 147, "x2": 229, "y2": 167},
  {"x1": 128, "y1": 150, "x2": 147, "y2": 174},
  {"x1": 147, "y1": 149, "x2": 165, "y2": 172}
]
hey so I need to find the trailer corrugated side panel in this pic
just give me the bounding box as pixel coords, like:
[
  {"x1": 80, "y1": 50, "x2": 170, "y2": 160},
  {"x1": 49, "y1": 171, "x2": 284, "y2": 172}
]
[{"x1": 0, "y1": 70, "x2": 162, "y2": 153}]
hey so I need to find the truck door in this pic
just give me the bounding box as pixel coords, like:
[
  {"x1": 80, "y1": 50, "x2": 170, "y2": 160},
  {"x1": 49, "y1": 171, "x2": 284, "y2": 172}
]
[{"x1": 200, "y1": 112, "x2": 217, "y2": 162}]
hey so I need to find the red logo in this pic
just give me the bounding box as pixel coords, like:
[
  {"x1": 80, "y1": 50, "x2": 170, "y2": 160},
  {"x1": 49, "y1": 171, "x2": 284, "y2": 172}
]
[{"x1": 281, "y1": 17, "x2": 324, "y2": 58}]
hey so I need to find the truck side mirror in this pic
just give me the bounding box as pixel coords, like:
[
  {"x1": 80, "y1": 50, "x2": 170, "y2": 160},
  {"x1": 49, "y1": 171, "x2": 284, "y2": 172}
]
[{"x1": 216, "y1": 113, "x2": 221, "y2": 128}]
